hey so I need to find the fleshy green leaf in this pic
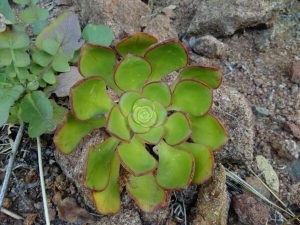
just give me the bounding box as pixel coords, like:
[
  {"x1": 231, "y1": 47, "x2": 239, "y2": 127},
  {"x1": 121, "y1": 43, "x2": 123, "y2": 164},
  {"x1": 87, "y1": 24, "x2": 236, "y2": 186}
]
[
  {"x1": 107, "y1": 106, "x2": 131, "y2": 141},
  {"x1": 70, "y1": 76, "x2": 115, "y2": 120},
  {"x1": 116, "y1": 32, "x2": 158, "y2": 57},
  {"x1": 19, "y1": 91, "x2": 55, "y2": 137},
  {"x1": 153, "y1": 102, "x2": 167, "y2": 127},
  {"x1": 128, "y1": 114, "x2": 150, "y2": 133},
  {"x1": 36, "y1": 11, "x2": 82, "y2": 59},
  {"x1": 84, "y1": 137, "x2": 120, "y2": 190},
  {"x1": 137, "y1": 125, "x2": 165, "y2": 144},
  {"x1": 190, "y1": 113, "x2": 229, "y2": 151},
  {"x1": 117, "y1": 136, "x2": 157, "y2": 176},
  {"x1": 126, "y1": 173, "x2": 166, "y2": 213},
  {"x1": 174, "y1": 66, "x2": 222, "y2": 90},
  {"x1": 164, "y1": 112, "x2": 191, "y2": 146},
  {"x1": 145, "y1": 39, "x2": 188, "y2": 81},
  {"x1": 79, "y1": 43, "x2": 120, "y2": 94},
  {"x1": 168, "y1": 79, "x2": 212, "y2": 117},
  {"x1": 142, "y1": 82, "x2": 171, "y2": 107},
  {"x1": 19, "y1": 4, "x2": 49, "y2": 24},
  {"x1": 54, "y1": 112, "x2": 106, "y2": 154},
  {"x1": 82, "y1": 24, "x2": 114, "y2": 46},
  {"x1": 114, "y1": 54, "x2": 151, "y2": 92},
  {"x1": 155, "y1": 140, "x2": 194, "y2": 190},
  {"x1": 119, "y1": 91, "x2": 142, "y2": 117},
  {"x1": 93, "y1": 153, "x2": 121, "y2": 215},
  {"x1": 175, "y1": 142, "x2": 214, "y2": 184}
]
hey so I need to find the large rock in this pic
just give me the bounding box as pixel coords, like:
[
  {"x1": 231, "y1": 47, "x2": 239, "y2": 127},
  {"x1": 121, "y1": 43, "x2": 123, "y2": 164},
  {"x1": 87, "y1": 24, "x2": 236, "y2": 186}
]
[
  {"x1": 73, "y1": 0, "x2": 151, "y2": 41},
  {"x1": 193, "y1": 164, "x2": 230, "y2": 225},
  {"x1": 212, "y1": 85, "x2": 255, "y2": 164},
  {"x1": 187, "y1": 0, "x2": 283, "y2": 37}
]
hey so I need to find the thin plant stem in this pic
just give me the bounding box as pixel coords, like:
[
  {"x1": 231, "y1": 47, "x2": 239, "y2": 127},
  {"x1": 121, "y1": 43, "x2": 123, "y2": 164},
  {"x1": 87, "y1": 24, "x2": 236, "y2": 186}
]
[
  {"x1": 0, "y1": 123, "x2": 25, "y2": 207},
  {"x1": 37, "y1": 136, "x2": 50, "y2": 225},
  {"x1": 0, "y1": 207, "x2": 23, "y2": 220}
]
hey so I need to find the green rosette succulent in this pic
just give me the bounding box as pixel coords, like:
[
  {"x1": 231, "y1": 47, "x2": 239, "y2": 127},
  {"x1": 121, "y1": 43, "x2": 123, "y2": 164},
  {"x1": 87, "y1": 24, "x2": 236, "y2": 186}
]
[{"x1": 54, "y1": 33, "x2": 229, "y2": 214}]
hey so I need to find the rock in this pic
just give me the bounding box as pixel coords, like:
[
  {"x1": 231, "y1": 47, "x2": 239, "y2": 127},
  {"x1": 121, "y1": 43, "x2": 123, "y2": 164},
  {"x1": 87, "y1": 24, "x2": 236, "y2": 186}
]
[
  {"x1": 276, "y1": 100, "x2": 285, "y2": 109},
  {"x1": 144, "y1": 14, "x2": 178, "y2": 41},
  {"x1": 193, "y1": 164, "x2": 229, "y2": 225},
  {"x1": 256, "y1": 155, "x2": 279, "y2": 192},
  {"x1": 290, "y1": 60, "x2": 300, "y2": 85},
  {"x1": 57, "y1": 197, "x2": 94, "y2": 223},
  {"x1": 244, "y1": 176, "x2": 271, "y2": 198},
  {"x1": 254, "y1": 26, "x2": 275, "y2": 52},
  {"x1": 284, "y1": 122, "x2": 300, "y2": 140},
  {"x1": 73, "y1": 0, "x2": 151, "y2": 41},
  {"x1": 287, "y1": 160, "x2": 300, "y2": 181},
  {"x1": 187, "y1": 0, "x2": 282, "y2": 37},
  {"x1": 271, "y1": 139, "x2": 300, "y2": 160},
  {"x1": 252, "y1": 106, "x2": 270, "y2": 117},
  {"x1": 212, "y1": 85, "x2": 255, "y2": 164},
  {"x1": 291, "y1": 84, "x2": 298, "y2": 95},
  {"x1": 17, "y1": 197, "x2": 35, "y2": 213},
  {"x1": 232, "y1": 193, "x2": 269, "y2": 225},
  {"x1": 192, "y1": 35, "x2": 228, "y2": 59}
]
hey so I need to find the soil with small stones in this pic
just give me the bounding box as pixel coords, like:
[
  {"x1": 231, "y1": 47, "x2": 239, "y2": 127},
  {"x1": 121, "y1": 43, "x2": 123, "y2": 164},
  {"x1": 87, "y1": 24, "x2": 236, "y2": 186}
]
[{"x1": 1, "y1": 0, "x2": 300, "y2": 224}]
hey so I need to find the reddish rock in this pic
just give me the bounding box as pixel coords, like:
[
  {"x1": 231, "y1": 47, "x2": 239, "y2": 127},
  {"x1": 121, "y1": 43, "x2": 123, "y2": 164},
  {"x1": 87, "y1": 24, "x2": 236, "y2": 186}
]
[
  {"x1": 284, "y1": 122, "x2": 300, "y2": 140},
  {"x1": 290, "y1": 61, "x2": 300, "y2": 85},
  {"x1": 232, "y1": 194, "x2": 269, "y2": 225}
]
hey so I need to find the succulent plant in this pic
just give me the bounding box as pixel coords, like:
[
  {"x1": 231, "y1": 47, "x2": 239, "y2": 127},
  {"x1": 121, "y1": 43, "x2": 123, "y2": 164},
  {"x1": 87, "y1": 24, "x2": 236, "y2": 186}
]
[{"x1": 54, "y1": 33, "x2": 229, "y2": 214}]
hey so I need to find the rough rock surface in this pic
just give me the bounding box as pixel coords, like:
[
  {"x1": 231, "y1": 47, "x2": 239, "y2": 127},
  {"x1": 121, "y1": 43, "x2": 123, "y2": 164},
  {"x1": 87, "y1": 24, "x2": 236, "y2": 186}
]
[
  {"x1": 187, "y1": 0, "x2": 283, "y2": 37},
  {"x1": 232, "y1": 194, "x2": 269, "y2": 225},
  {"x1": 290, "y1": 60, "x2": 300, "y2": 85},
  {"x1": 192, "y1": 164, "x2": 229, "y2": 225},
  {"x1": 73, "y1": 0, "x2": 151, "y2": 41},
  {"x1": 271, "y1": 139, "x2": 300, "y2": 160},
  {"x1": 212, "y1": 85, "x2": 255, "y2": 164},
  {"x1": 192, "y1": 35, "x2": 228, "y2": 59}
]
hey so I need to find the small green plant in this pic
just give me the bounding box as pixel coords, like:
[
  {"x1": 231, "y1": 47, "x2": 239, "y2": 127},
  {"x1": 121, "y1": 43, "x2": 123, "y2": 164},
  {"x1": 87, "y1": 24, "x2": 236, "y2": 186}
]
[{"x1": 54, "y1": 33, "x2": 229, "y2": 214}]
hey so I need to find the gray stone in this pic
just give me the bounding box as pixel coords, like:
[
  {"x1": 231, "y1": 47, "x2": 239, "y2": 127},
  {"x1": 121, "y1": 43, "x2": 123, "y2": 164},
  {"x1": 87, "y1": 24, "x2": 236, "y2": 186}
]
[
  {"x1": 193, "y1": 35, "x2": 228, "y2": 59},
  {"x1": 272, "y1": 139, "x2": 300, "y2": 161},
  {"x1": 254, "y1": 27, "x2": 275, "y2": 52},
  {"x1": 252, "y1": 106, "x2": 270, "y2": 117},
  {"x1": 212, "y1": 85, "x2": 255, "y2": 164},
  {"x1": 287, "y1": 160, "x2": 300, "y2": 181},
  {"x1": 192, "y1": 164, "x2": 229, "y2": 225},
  {"x1": 187, "y1": 0, "x2": 283, "y2": 37},
  {"x1": 291, "y1": 84, "x2": 298, "y2": 95}
]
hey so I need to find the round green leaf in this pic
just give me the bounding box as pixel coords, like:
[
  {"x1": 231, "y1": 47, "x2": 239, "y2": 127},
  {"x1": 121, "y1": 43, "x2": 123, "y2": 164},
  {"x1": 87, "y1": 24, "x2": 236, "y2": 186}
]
[
  {"x1": 107, "y1": 105, "x2": 131, "y2": 141},
  {"x1": 53, "y1": 112, "x2": 106, "y2": 154},
  {"x1": 128, "y1": 114, "x2": 150, "y2": 134},
  {"x1": 127, "y1": 173, "x2": 165, "y2": 213},
  {"x1": 155, "y1": 140, "x2": 194, "y2": 190},
  {"x1": 79, "y1": 43, "x2": 120, "y2": 94},
  {"x1": 153, "y1": 102, "x2": 167, "y2": 127},
  {"x1": 137, "y1": 126, "x2": 165, "y2": 145},
  {"x1": 84, "y1": 137, "x2": 120, "y2": 190},
  {"x1": 164, "y1": 112, "x2": 191, "y2": 146},
  {"x1": 114, "y1": 54, "x2": 151, "y2": 92},
  {"x1": 117, "y1": 136, "x2": 157, "y2": 176},
  {"x1": 116, "y1": 32, "x2": 158, "y2": 56},
  {"x1": 176, "y1": 66, "x2": 222, "y2": 89},
  {"x1": 42, "y1": 39, "x2": 60, "y2": 55},
  {"x1": 82, "y1": 24, "x2": 114, "y2": 46},
  {"x1": 168, "y1": 79, "x2": 212, "y2": 117},
  {"x1": 19, "y1": 5, "x2": 49, "y2": 24},
  {"x1": 70, "y1": 76, "x2": 115, "y2": 120},
  {"x1": 142, "y1": 81, "x2": 171, "y2": 107},
  {"x1": 175, "y1": 142, "x2": 214, "y2": 184},
  {"x1": 93, "y1": 153, "x2": 121, "y2": 215},
  {"x1": 189, "y1": 113, "x2": 229, "y2": 151},
  {"x1": 119, "y1": 91, "x2": 142, "y2": 117},
  {"x1": 145, "y1": 39, "x2": 188, "y2": 81}
]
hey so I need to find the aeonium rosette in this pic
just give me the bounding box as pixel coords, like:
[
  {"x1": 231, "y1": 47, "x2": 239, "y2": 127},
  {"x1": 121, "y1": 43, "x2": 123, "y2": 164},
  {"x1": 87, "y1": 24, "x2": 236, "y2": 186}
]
[{"x1": 53, "y1": 33, "x2": 229, "y2": 214}]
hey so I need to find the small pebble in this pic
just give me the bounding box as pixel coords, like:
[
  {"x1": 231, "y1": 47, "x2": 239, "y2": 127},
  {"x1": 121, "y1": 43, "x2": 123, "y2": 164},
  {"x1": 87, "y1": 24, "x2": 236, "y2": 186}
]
[
  {"x1": 291, "y1": 84, "x2": 298, "y2": 95},
  {"x1": 252, "y1": 106, "x2": 270, "y2": 117},
  {"x1": 2, "y1": 198, "x2": 12, "y2": 209}
]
